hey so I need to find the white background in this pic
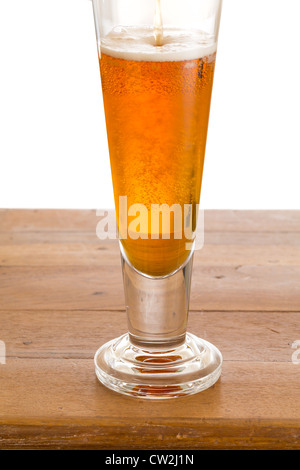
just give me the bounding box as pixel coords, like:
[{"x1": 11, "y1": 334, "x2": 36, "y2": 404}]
[{"x1": 0, "y1": 0, "x2": 299, "y2": 210}]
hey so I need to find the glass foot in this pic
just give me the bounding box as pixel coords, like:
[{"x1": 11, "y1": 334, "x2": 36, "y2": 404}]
[{"x1": 94, "y1": 333, "x2": 222, "y2": 399}]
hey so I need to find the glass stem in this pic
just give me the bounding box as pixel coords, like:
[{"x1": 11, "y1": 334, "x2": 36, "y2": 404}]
[{"x1": 121, "y1": 245, "x2": 194, "y2": 349}]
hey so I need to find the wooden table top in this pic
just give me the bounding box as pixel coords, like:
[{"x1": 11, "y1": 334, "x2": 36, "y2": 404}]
[{"x1": 0, "y1": 209, "x2": 300, "y2": 450}]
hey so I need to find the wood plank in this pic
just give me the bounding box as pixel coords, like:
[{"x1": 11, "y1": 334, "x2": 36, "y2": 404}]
[
  {"x1": 1, "y1": 209, "x2": 300, "y2": 233},
  {"x1": 0, "y1": 310, "x2": 299, "y2": 363},
  {"x1": 1, "y1": 360, "x2": 300, "y2": 422},
  {"x1": 0, "y1": 243, "x2": 120, "y2": 267},
  {"x1": 1, "y1": 242, "x2": 300, "y2": 267},
  {"x1": 1, "y1": 230, "x2": 300, "y2": 246},
  {"x1": 0, "y1": 265, "x2": 123, "y2": 311},
  {"x1": 0, "y1": 359, "x2": 300, "y2": 449},
  {"x1": 0, "y1": 418, "x2": 300, "y2": 450},
  {"x1": 204, "y1": 231, "x2": 300, "y2": 246},
  {"x1": 191, "y1": 264, "x2": 300, "y2": 312},
  {"x1": 1, "y1": 264, "x2": 299, "y2": 311},
  {"x1": 0, "y1": 231, "x2": 105, "y2": 245},
  {"x1": 0, "y1": 209, "x2": 97, "y2": 232},
  {"x1": 204, "y1": 210, "x2": 300, "y2": 233}
]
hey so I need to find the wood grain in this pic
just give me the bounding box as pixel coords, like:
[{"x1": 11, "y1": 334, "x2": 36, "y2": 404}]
[
  {"x1": 0, "y1": 209, "x2": 300, "y2": 449},
  {"x1": 0, "y1": 360, "x2": 300, "y2": 449},
  {"x1": 1, "y1": 264, "x2": 299, "y2": 311},
  {"x1": 0, "y1": 310, "x2": 299, "y2": 363},
  {"x1": 1, "y1": 209, "x2": 300, "y2": 232}
]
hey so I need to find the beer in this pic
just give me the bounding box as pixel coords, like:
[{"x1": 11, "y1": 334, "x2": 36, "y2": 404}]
[{"x1": 100, "y1": 27, "x2": 216, "y2": 277}]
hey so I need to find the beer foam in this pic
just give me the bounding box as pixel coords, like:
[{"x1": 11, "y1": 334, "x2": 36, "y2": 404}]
[{"x1": 101, "y1": 27, "x2": 217, "y2": 62}]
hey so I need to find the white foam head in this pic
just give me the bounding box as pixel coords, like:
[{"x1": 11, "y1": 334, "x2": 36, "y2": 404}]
[{"x1": 100, "y1": 27, "x2": 217, "y2": 62}]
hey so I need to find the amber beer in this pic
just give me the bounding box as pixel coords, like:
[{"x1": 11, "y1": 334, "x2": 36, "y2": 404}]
[{"x1": 100, "y1": 27, "x2": 216, "y2": 277}]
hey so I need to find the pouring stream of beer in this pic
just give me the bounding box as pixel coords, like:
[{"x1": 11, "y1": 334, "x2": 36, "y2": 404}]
[{"x1": 154, "y1": 0, "x2": 163, "y2": 46}]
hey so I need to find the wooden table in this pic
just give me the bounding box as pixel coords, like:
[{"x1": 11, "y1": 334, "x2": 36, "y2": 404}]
[{"x1": 0, "y1": 209, "x2": 300, "y2": 450}]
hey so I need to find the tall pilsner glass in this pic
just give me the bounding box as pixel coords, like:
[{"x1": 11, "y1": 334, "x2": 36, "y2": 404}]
[{"x1": 92, "y1": 0, "x2": 223, "y2": 398}]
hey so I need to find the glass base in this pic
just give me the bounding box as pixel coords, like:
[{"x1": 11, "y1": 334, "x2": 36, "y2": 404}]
[{"x1": 94, "y1": 333, "x2": 222, "y2": 399}]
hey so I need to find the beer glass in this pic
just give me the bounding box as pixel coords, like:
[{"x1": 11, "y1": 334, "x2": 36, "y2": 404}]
[{"x1": 92, "y1": 0, "x2": 223, "y2": 398}]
